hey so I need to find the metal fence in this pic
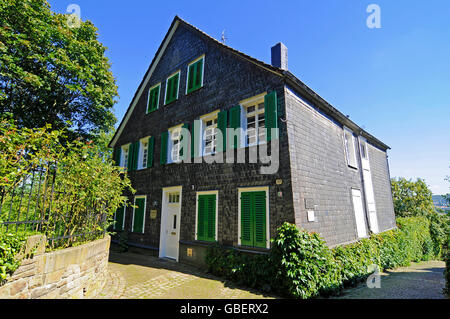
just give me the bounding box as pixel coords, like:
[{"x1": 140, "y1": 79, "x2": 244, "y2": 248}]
[{"x1": 0, "y1": 162, "x2": 108, "y2": 249}]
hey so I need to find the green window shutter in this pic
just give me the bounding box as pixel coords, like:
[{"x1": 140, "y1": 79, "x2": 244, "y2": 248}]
[
  {"x1": 114, "y1": 147, "x2": 121, "y2": 166},
  {"x1": 240, "y1": 192, "x2": 253, "y2": 247},
  {"x1": 114, "y1": 205, "x2": 125, "y2": 231},
  {"x1": 253, "y1": 191, "x2": 267, "y2": 248},
  {"x1": 147, "y1": 85, "x2": 160, "y2": 113},
  {"x1": 217, "y1": 110, "x2": 227, "y2": 153},
  {"x1": 229, "y1": 105, "x2": 241, "y2": 149},
  {"x1": 187, "y1": 63, "x2": 195, "y2": 93},
  {"x1": 191, "y1": 120, "x2": 199, "y2": 159},
  {"x1": 197, "y1": 194, "x2": 216, "y2": 242},
  {"x1": 180, "y1": 123, "x2": 189, "y2": 160},
  {"x1": 187, "y1": 58, "x2": 204, "y2": 94},
  {"x1": 133, "y1": 198, "x2": 145, "y2": 233},
  {"x1": 197, "y1": 196, "x2": 206, "y2": 240},
  {"x1": 264, "y1": 91, "x2": 278, "y2": 142},
  {"x1": 160, "y1": 131, "x2": 168, "y2": 165},
  {"x1": 127, "y1": 143, "x2": 134, "y2": 172},
  {"x1": 206, "y1": 195, "x2": 216, "y2": 241},
  {"x1": 132, "y1": 141, "x2": 140, "y2": 171},
  {"x1": 147, "y1": 137, "x2": 154, "y2": 168},
  {"x1": 166, "y1": 73, "x2": 179, "y2": 104}
]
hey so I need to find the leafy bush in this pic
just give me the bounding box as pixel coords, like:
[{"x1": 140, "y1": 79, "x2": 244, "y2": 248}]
[
  {"x1": 0, "y1": 117, "x2": 134, "y2": 249},
  {"x1": 0, "y1": 231, "x2": 27, "y2": 281},
  {"x1": 206, "y1": 217, "x2": 440, "y2": 299}
]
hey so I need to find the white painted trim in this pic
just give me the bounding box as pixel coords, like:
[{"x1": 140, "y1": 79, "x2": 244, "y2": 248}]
[
  {"x1": 131, "y1": 195, "x2": 147, "y2": 234},
  {"x1": 343, "y1": 126, "x2": 358, "y2": 169},
  {"x1": 199, "y1": 110, "x2": 220, "y2": 156},
  {"x1": 237, "y1": 186, "x2": 270, "y2": 249},
  {"x1": 159, "y1": 186, "x2": 182, "y2": 261},
  {"x1": 146, "y1": 82, "x2": 161, "y2": 113},
  {"x1": 164, "y1": 70, "x2": 181, "y2": 105},
  {"x1": 120, "y1": 143, "x2": 131, "y2": 168},
  {"x1": 137, "y1": 136, "x2": 151, "y2": 170},
  {"x1": 110, "y1": 20, "x2": 179, "y2": 148},
  {"x1": 195, "y1": 190, "x2": 219, "y2": 241},
  {"x1": 185, "y1": 54, "x2": 205, "y2": 94}
]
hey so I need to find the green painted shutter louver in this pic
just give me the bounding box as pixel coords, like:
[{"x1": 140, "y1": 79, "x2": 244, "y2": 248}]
[
  {"x1": 229, "y1": 105, "x2": 241, "y2": 149},
  {"x1": 147, "y1": 137, "x2": 154, "y2": 168},
  {"x1": 191, "y1": 120, "x2": 199, "y2": 159},
  {"x1": 264, "y1": 91, "x2": 278, "y2": 142},
  {"x1": 253, "y1": 191, "x2": 267, "y2": 248},
  {"x1": 187, "y1": 58, "x2": 203, "y2": 94},
  {"x1": 160, "y1": 131, "x2": 168, "y2": 165},
  {"x1": 132, "y1": 141, "x2": 140, "y2": 171},
  {"x1": 240, "y1": 192, "x2": 253, "y2": 246},
  {"x1": 114, "y1": 147, "x2": 121, "y2": 166},
  {"x1": 197, "y1": 194, "x2": 216, "y2": 242},
  {"x1": 217, "y1": 110, "x2": 227, "y2": 153},
  {"x1": 240, "y1": 191, "x2": 267, "y2": 248},
  {"x1": 147, "y1": 85, "x2": 160, "y2": 113},
  {"x1": 133, "y1": 198, "x2": 145, "y2": 233},
  {"x1": 114, "y1": 205, "x2": 125, "y2": 231},
  {"x1": 165, "y1": 73, "x2": 179, "y2": 104},
  {"x1": 127, "y1": 143, "x2": 134, "y2": 172}
]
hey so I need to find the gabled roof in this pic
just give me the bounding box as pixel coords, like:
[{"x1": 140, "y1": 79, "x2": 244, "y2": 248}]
[{"x1": 109, "y1": 16, "x2": 390, "y2": 151}]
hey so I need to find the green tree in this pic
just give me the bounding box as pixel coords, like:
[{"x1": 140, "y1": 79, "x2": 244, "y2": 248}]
[
  {"x1": 0, "y1": 0, "x2": 118, "y2": 140},
  {"x1": 391, "y1": 178, "x2": 435, "y2": 217}
]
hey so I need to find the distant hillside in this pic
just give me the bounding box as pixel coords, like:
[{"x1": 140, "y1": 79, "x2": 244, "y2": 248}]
[{"x1": 433, "y1": 195, "x2": 450, "y2": 211}]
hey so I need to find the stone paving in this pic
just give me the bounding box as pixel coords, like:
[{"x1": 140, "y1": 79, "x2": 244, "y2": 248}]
[
  {"x1": 95, "y1": 248, "x2": 447, "y2": 299},
  {"x1": 95, "y1": 249, "x2": 277, "y2": 299}
]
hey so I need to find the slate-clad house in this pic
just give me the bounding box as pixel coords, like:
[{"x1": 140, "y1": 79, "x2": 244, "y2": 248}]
[{"x1": 108, "y1": 16, "x2": 396, "y2": 266}]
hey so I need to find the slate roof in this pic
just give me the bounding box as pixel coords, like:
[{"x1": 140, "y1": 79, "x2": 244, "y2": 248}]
[{"x1": 110, "y1": 15, "x2": 390, "y2": 151}]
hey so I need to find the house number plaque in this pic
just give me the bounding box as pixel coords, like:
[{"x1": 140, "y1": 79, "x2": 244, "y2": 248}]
[{"x1": 150, "y1": 210, "x2": 157, "y2": 219}]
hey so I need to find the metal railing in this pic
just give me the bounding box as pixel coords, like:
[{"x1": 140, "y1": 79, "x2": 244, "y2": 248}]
[{"x1": 0, "y1": 162, "x2": 108, "y2": 249}]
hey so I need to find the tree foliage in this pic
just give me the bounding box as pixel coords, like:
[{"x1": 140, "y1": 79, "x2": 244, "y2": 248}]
[
  {"x1": 391, "y1": 177, "x2": 435, "y2": 217},
  {"x1": 0, "y1": 0, "x2": 118, "y2": 140}
]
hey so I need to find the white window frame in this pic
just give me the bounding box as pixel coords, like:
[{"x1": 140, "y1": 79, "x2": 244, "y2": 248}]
[
  {"x1": 164, "y1": 70, "x2": 181, "y2": 105},
  {"x1": 121, "y1": 144, "x2": 131, "y2": 168},
  {"x1": 200, "y1": 110, "x2": 219, "y2": 156},
  {"x1": 343, "y1": 126, "x2": 358, "y2": 169},
  {"x1": 359, "y1": 136, "x2": 369, "y2": 160},
  {"x1": 147, "y1": 83, "x2": 161, "y2": 113},
  {"x1": 186, "y1": 55, "x2": 205, "y2": 94},
  {"x1": 237, "y1": 186, "x2": 270, "y2": 249},
  {"x1": 167, "y1": 124, "x2": 183, "y2": 164},
  {"x1": 132, "y1": 195, "x2": 147, "y2": 234},
  {"x1": 138, "y1": 136, "x2": 151, "y2": 170},
  {"x1": 240, "y1": 93, "x2": 267, "y2": 147},
  {"x1": 195, "y1": 190, "x2": 219, "y2": 242}
]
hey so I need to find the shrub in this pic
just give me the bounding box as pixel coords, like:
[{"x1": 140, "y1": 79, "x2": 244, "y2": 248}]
[
  {"x1": 205, "y1": 217, "x2": 439, "y2": 299},
  {"x1": 0, "y1": 231, "x2": 27, "y2": 281}
]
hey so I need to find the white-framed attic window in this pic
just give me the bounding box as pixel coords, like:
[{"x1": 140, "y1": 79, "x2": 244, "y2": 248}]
[{"x1": 343, "y1": 126, "x2": 358, "y2": 169}]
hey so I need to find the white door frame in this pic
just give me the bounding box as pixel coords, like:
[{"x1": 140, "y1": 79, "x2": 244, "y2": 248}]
[{"x1": 159, "y1": 186, "x2": 182, "y2": 261}]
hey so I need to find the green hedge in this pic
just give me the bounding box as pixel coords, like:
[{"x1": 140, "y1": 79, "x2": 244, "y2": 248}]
[
  {"x1": 205, "y1": 217, "x2": 440, "y2": 299},
  {"x1": 0, "y1": 231, "x2": 28, "y2": 281}
]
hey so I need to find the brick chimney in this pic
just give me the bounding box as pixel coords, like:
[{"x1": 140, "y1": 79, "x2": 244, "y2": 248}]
[{"x1": 271, "y1": 42, "x2": 288, "y2": 70}]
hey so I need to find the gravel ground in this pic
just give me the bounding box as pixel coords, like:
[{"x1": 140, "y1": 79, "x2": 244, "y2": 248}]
[{"x1": 332, "y1": 260, "x2": 446, "y2": 299}]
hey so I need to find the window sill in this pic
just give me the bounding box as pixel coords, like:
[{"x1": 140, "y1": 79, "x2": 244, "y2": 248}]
[{"x1": 186, "y1": 85, "x2": 203, "y2": 95}]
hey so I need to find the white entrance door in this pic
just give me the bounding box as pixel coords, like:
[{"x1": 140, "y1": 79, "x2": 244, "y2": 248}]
[
  {"x1": 159, "y1": 187, "x2": 182, "y2": 261},
  {"x1": 352, "y1": 189, "x2": 368, "y2": 238},
  {"x1": 359, "y1": 137, "x2": 379, "y2": 234}
]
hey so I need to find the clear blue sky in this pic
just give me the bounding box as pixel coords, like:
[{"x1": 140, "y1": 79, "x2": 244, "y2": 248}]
[{"x1": 48, "y1": 0, "x2": 450, "y2": 195}]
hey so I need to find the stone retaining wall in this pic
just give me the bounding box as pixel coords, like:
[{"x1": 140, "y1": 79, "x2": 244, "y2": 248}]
[{"x1": 0, "y1": 235, "x2": 110, "y2": 299}]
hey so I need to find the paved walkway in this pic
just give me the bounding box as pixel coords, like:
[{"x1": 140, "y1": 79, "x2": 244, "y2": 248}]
[
  {"x1": 95, "y1": 249, "x2": 446, "y2": 299},
  {"x1": 333, "y1": 260, "x2": 446, "y2": 299},
  {"x1": 95, "y1": 249, "x2": 277, "y2": 299}
]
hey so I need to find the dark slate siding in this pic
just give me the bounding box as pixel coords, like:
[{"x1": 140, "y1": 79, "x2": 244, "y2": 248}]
[
  {"x1": 284, "y1": 86, "x2": 366, "y2": 246},
  {"x1": 115, "y1": 23, "x2": 294, "y2": 249},
  {"x1": 368, "y1": 144, "x2": 397, "y2": 232}
]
